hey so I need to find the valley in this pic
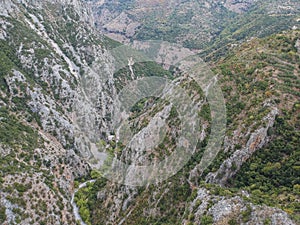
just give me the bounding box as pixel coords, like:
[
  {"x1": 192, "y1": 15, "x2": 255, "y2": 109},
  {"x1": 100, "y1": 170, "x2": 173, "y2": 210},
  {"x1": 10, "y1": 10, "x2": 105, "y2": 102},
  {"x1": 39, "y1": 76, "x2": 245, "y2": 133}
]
[{"x1": 0, "y1": 0, "x2": 299, "y2": 225}]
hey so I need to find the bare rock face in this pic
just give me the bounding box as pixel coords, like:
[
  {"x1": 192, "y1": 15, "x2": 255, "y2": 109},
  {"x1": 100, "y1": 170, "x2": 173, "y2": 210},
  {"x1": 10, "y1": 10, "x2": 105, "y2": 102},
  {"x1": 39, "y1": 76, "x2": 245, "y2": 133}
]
[
  {"x1": 206, "y1": 106, "x2": 278, "y2": 186},
  {"x1": 295, "y1": 38, "x2": 300, "y2": 53},
  {"x1": 0, "y1": 0, "x2": 116, "y2": 224},
  {"x1": 103, "y1": 12, "x2": 141, "y2": 39},
  {"x1": 223, "y1": 0, "x2": 258, "y2": 13},
  {"x1": 1, "y1": 0, "x2": 116, "y2": 151},
  {"x1": 186, "y1": 188, "x2": 296, "y2": 225},
  {"x1": 0, "y1": 144, "x2": 11, "y2": 157}
]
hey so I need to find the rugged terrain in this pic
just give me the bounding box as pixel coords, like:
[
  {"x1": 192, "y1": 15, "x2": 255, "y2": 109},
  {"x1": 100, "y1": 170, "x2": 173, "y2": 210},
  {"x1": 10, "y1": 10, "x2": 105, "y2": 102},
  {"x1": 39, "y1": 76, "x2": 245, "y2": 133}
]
[
  {"x1": 0, "y1": 0, "x2": 115, "y2": 223},
  {"x1": 89, "y1": 0, "x2": 300, "y2": 52},
  {"x1": 76, "y1": 30, "x2": 300, "y2": 225},
  {"x1": 0, "y1": 0, "x2": 299, "y2": 225}
]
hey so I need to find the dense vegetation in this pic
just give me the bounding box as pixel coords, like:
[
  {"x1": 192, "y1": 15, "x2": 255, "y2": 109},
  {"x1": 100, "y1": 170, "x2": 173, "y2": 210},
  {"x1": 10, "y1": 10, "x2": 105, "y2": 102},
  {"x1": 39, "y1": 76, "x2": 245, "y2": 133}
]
[
  {"x1": 232, "y1": 112, "x2": 300, "y2": 221},
  {"x1": 199, "y1": 0, "x2": 300, "y2": 61},
  {"x1": 218, "y1": 30, "x2": 300, "y2": 222}
]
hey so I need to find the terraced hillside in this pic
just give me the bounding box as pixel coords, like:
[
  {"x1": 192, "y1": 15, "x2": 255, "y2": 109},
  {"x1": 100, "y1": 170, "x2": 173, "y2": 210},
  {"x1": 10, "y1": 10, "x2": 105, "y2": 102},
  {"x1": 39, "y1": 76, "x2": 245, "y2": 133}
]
[{"x1": 90, "y1": 0, "x2": 300, "y2": 52}]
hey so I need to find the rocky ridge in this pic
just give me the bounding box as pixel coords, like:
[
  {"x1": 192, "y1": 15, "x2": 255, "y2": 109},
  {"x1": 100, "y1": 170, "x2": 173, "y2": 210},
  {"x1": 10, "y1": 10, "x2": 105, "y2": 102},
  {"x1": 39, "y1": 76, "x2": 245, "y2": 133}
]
[{"x1": 0, "y1": 0, "x2": 116, "y2": 224}]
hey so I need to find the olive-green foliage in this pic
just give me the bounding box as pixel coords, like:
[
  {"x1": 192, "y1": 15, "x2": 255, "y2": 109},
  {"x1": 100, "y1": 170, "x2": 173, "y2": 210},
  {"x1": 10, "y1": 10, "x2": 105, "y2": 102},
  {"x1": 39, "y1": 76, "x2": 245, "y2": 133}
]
[
  {"x1": 0, "y1": 108, "x2": 40, "y2": 176},
  {"x1": 87, "y1": 168, "x2": 192, "y2": 225},
  {"x1": 13, "y1": 182, "x2": 32, "y2": 193},
  {"x1": 75, "y1": 178, "x2": 107, "y2": 225},
  {"x1": 212, "y1": 30, "x2": 300, "y2": 222},
  {"x1": 101, "y1": 36, "x2": 122, "y2": 49},
  {"x1": 200, "y1": 215, "x2": 213, "y2": 225},
  {"x1": 228, "y1": 218, "x2": 238, "y2": 225},
  {"x1": 114, "y1": 61, "x2": 173, "y2": 91},
  {"x1": 0, "y1": 108, "x2": 39, "y2": 150},
  {"x1": 232, "y1": 113, "x2": 300, "y2": 220},
  {"x1": 0, "y1": 206, "x2": 6, "y2": 224},
  {"x1": 200, "y1": 0, "x2": 299, "y2": 61}
]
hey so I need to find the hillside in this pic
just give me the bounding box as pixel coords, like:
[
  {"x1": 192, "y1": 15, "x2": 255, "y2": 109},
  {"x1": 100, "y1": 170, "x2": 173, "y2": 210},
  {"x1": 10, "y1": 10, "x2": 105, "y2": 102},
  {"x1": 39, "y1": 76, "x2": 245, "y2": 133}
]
[
  {"x1": 0, "y1": 0, "x2": 114, "y2": 223},
  {"x1": 73, "y1": 30, "x2": 300, "y2": 225},
  {"x1": 90, "y1": 0, "x2": 300, "y2": 52}
]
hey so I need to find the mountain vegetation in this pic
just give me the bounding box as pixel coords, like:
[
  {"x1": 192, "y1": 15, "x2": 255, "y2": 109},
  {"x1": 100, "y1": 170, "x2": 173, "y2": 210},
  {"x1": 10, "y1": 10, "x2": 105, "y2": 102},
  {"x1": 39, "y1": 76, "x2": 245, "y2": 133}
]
[{"x1": 0, "y1": 0, "x2": 299, "y2": 225}]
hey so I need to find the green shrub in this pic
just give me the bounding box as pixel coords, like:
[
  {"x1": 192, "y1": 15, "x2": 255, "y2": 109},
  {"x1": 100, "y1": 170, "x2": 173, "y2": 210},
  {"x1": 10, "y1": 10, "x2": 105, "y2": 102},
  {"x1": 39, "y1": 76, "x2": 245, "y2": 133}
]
[{"x1": 200, "y1": 215, "x2": 213, "y2": 225}]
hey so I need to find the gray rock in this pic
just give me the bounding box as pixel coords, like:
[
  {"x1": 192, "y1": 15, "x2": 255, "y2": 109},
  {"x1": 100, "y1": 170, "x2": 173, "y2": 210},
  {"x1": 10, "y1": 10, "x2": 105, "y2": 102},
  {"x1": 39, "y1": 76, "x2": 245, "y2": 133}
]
[{"x1": 206, "y1": 107, "x2": 278, "y2": 185}]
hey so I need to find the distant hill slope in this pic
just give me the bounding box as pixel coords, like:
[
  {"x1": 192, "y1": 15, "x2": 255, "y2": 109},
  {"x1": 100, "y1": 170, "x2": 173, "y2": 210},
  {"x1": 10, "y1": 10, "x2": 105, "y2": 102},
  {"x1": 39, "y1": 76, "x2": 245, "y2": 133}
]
[{"x1": 90, "y1": 0, "x2": 300, "y2": 54}]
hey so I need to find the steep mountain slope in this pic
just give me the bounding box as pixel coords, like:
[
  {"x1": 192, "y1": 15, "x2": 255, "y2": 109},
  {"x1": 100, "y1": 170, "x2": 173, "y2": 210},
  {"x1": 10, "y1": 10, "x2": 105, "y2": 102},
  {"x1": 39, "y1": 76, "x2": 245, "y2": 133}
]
[
  {"x1": 73, "y1": 31, "x2": 300, "y2": 225},
  {"x1": 0, "y1": 0, "x2": 115, "y2": 224},
  {"x1": 211, "y1": 30, "x2": 300, "y2": 207}
]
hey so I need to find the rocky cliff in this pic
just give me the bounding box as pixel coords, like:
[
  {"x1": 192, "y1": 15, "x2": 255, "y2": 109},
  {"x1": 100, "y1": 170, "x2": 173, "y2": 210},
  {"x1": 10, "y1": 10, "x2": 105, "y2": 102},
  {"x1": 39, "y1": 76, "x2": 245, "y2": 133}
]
[{"x1": 0, "y1": 0, "x2": 116, "y2": 223}]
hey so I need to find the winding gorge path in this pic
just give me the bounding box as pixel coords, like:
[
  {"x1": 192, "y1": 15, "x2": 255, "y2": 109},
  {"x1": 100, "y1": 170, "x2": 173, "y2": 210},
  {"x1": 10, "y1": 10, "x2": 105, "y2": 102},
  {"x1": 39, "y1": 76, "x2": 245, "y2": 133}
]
[{"x1": 71, "y1": 180, "x2": 96, "y2": 225}]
